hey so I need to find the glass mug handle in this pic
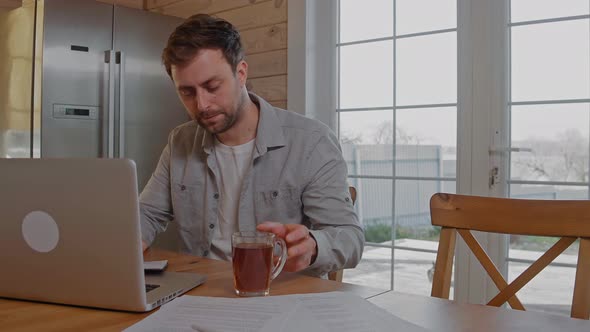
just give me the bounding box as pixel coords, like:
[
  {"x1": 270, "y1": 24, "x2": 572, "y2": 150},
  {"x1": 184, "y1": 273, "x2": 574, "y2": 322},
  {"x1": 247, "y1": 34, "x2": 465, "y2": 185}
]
[{"x1": 270, "y1": 237, "x2": 287, "y2": 280}]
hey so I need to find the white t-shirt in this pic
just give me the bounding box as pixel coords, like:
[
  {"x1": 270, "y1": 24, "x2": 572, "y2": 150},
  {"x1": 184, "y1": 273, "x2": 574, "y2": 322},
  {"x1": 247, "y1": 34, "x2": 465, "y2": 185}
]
[{"x1": 209, "y1": 137, "x2": 256, "y2": 260}]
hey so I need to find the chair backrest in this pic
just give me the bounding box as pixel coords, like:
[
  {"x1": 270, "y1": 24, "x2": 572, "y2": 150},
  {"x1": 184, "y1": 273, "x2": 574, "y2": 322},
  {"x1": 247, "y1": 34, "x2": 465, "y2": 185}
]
[
  {"x1": 429, "y1": 193, "x2": 590, "y2": 320},
  {"x1": 328, "y1": 186, "x2": 357, "y2": 282}
]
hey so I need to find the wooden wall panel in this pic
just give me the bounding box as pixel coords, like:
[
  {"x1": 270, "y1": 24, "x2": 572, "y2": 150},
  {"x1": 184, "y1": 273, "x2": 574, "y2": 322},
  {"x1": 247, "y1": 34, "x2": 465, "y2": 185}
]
[
  {"x1": 0, "y1": 0, "x2": 21, "y2": 9},
  {"x1": 145, "y1": 0, "x2": 179, "y2": 9},
  {"x1": 241, "y1": 23, "x2": 286, "y2": 55},
  {"x1": 148, "y1": 0, "x2": 267, "y2": 15},
  {"x1": 247, "y1": 49, "x2": 286, "y2": 79},
  {"x1": 216, "y1": 0, "x2": 286, "y2": 31},
  {"x1": 247, "y1": 75, "x2": 286, "y2": 102},
  {"x1": 0, "y1": 1, "x2": 35, "y2": 155},
  {"x1": 96, "y1": 0, "x2": 144, "y2": 9}
]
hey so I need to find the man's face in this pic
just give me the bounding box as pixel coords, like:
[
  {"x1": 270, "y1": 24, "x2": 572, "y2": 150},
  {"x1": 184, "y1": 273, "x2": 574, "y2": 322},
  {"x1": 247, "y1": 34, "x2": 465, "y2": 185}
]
[{"x1": 171, "y1": 49, "x2": 247, "y2": 134}]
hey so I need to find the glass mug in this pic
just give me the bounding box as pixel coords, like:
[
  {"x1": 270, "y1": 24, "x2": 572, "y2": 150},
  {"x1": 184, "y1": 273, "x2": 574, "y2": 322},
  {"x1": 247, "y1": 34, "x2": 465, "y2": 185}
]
[{"x1": 231, "y1": 231, "x2": 287, "y2": 297}]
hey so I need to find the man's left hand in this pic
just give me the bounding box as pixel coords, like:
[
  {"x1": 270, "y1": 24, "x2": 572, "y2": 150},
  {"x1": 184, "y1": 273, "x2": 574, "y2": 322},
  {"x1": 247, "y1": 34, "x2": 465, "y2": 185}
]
[{"x1": 256, "y1": 222, "x2": 317, "y2": 272}]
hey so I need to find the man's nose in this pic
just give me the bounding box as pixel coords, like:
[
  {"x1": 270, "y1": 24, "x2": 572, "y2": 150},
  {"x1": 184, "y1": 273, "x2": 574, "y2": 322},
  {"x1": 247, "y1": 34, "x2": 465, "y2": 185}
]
[{"x1": 195, "y1": 92, "x2": 211, "y2": 113}]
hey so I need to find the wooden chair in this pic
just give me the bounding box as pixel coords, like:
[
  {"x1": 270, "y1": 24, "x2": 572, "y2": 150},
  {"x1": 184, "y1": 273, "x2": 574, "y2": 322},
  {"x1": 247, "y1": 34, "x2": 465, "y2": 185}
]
[
  {"x1": 328, "y1": 186, "x2": 357, "y2": 282},
  {"x1": 429, "y1": 193, "x2": 590, "y2": 320}
]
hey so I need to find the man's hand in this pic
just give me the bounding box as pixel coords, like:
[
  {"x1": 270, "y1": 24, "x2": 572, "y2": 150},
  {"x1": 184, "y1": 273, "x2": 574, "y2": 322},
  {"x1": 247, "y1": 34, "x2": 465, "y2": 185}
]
[
  {"x1": 142, "y1": 240, "x2": 148, "y2": 252},
  {"x1": 256, "y1": 222, "x2": 317, "y2": 272}
]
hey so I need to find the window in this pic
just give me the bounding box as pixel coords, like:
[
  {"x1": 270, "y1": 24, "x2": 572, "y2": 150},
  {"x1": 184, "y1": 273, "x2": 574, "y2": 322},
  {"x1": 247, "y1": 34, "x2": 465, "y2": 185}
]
[{"x1": 337, "y1": 0, "x2": 457, "y2": 297}]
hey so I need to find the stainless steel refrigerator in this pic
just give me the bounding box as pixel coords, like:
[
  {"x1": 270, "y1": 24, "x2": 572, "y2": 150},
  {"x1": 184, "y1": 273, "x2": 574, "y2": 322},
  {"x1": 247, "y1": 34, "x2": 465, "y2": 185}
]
[{"x1": 39, "y1": 0, "x2": 187, "y2": 190}]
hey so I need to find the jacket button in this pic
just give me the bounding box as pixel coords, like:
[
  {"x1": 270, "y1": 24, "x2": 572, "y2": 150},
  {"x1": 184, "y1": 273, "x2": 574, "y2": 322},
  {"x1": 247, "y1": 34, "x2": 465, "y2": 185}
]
[
  {"x1": 180, "y1": 185, "x2": 186, "y2": 191},
  {"x1": 209, "y1": 223, "x2": 215, "y2": 229},
  {"x1": 345, "y1": 197, "x2": 350, "y2": 202},
  {"x1": 203, "y1": 250, "x2": 209, "y2": 256},
  {"x1": 272, "y1": 191, "x2": 278, "y2": 198},
  {"x1": 213, "y1": 193, "x2": 219, "y2": 199}
]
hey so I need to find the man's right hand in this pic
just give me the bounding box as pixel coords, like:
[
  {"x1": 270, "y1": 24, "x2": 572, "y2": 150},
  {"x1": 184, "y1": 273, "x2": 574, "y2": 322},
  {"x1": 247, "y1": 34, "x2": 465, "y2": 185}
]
[
  {"x1": 142, "y1": 241, "x2": 148, "y2": 251},
  {"x1": 256, "y1": 222, "x2": 318, "y2": 272}
]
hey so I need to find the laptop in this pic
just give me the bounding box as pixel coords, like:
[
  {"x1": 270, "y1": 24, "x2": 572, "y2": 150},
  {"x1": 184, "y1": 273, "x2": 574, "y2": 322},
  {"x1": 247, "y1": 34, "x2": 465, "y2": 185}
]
[{"x1": 0, "y1": 158, "x2": 206, "y2": 312}]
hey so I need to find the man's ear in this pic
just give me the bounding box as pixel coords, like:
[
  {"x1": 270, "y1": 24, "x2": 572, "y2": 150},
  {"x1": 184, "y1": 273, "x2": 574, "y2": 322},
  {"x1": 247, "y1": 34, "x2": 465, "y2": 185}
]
[{"x1": 236, "y1": 60, "x2": 248, "y2": 87}]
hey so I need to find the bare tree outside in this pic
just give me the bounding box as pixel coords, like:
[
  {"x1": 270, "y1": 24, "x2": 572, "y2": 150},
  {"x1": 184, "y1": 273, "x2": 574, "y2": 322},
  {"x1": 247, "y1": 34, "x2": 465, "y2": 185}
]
[
  {"x1": 339, "y1": 129, "x2": 363, "y2": 145},
  {"x1": 512, "y1": 129, "x2": 589, "y2": 182},
  {"x1": 369, "y1": 121, "x2": 423, "y2": 145},
  {"x1": 372, "y1": 121, "x2": 394, "y2": 144}
]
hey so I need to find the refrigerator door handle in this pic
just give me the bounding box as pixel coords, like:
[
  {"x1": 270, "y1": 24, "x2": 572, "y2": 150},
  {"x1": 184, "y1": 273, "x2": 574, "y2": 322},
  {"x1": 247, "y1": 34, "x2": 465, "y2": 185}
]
[
  {"x1": 104, "y1": 50, "x2": 116, "y2": 158},
  {"x1": 116, "y1": 51, "x2": 125, "y2": 158}
]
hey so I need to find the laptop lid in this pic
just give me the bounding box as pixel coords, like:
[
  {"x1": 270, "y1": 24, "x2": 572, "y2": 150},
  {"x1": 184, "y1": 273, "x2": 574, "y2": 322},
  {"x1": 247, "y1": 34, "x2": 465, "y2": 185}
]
[{"x1": 0, "y1": 158, "x2": 164, "y2": 311}]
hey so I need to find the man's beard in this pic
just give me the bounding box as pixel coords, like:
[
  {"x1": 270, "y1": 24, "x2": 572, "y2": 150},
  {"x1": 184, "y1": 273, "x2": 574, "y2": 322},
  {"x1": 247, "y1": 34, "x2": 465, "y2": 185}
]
[
  {"x1": 197, "y1": 109, "x2": 236, "y2": 134},
  {"x1": 198, "y1": 95, "x2": 245, "y2": 134}
]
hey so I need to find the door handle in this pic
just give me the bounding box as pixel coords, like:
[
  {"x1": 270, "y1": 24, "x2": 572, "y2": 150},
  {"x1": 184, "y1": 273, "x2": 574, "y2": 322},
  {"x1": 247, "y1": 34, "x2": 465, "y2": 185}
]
[
  {"x1": 116, "y1": 51, "x2": 125, "y2": 158},
  {"x1": 104, "y1": 50, "x2": 116, "y2": 158},
  {"x1": 489, "y1": 146, "x2": 533, "y2": 154}
]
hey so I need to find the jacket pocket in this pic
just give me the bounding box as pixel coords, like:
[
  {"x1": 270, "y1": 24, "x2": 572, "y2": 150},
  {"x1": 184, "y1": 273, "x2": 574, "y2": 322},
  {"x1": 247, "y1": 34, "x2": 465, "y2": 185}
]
[
  {"x1": 255, "y1": 187, "x2": 302, "y2": 222},
  {"x1": 171, "y1": 182, "x2": 203, "y2": 230}
]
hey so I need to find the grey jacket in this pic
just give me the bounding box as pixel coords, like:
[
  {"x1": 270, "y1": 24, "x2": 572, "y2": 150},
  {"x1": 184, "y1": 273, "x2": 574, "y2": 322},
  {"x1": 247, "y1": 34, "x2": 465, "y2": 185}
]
[{"x1": 140, "y1": 93, "x2": 364, "y2": 276}]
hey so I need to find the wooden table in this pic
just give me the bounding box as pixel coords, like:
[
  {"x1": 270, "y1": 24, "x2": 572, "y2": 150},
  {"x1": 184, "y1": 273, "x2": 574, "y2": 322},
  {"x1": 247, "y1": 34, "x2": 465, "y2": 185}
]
[
  {"x1": 0, "y1": 249, "x2": 384, "y2": 331},
  {"x1": 1, "y1": 249, "x2": 589, "y2": 331},
  {"x1": 369, "y1": 291, "x2": 590, "y2": 332}
]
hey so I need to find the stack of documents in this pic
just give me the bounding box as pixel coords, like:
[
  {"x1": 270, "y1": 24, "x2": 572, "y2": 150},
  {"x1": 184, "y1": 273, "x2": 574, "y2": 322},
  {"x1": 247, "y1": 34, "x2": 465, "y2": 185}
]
[{"x1": 125, "y1": 291, "x2": 427, "y2": 331}]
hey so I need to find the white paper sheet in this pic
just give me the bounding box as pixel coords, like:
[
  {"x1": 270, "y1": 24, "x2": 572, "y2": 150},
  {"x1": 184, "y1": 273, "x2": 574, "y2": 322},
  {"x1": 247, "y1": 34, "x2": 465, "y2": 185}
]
[
  {"x1": 124, "y1": 292, "x2": 428, "y2": 332},
  {"x1": 143, "y1": 260, "x2": 168, "y2": 271}
]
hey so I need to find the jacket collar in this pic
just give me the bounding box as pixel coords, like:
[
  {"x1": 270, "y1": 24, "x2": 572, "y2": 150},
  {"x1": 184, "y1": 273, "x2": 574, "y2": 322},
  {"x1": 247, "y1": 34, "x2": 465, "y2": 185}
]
[{"x1": 201, "y1": 92, "x2": 286, "y2": 157}]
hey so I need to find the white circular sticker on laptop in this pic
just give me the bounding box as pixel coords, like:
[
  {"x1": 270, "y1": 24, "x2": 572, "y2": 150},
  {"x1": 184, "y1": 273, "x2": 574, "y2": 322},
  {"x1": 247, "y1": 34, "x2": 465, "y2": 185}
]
[{"x1": 22, "y1": 211, "x2": 60, "y2": 253}]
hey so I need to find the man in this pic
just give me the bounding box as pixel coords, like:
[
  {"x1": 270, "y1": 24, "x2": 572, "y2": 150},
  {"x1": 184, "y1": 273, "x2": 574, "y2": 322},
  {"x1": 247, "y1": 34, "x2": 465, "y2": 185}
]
[{"x1": 140, "y1": 14, "x2": 363, "y2": 276}]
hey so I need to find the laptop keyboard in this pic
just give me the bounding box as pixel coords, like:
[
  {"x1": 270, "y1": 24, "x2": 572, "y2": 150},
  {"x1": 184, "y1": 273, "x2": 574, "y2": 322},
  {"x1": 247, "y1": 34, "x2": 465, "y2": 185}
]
[{"x1": 145, "y1": 284, "x2": 160, "y2": 293}]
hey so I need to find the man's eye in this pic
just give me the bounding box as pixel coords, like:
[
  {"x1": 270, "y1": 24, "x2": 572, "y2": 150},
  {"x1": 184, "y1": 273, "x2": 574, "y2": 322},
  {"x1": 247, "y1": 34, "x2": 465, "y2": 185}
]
[
  {"x1": 180, "y1": 89, "x2": 194, "y2": 96},
  {"x1": 206, "y1": 86, "x2": 219, "y2": 93}
]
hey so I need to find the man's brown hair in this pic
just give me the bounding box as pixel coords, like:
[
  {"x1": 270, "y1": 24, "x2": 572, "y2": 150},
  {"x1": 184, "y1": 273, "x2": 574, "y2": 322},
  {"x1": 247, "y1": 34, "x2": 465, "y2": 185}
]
[{"x1": 162, "y1": 14, "x2": 245, "y2": 77}]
